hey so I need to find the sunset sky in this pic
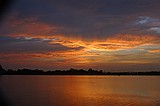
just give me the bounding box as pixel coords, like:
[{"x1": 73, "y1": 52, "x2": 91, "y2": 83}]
[{"x1": 0, "y1": 0, "x2": 160, "y2": 71}]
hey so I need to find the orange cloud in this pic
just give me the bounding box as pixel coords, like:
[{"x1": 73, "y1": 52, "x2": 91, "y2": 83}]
[
  {"x1": 9, "y1": 33, "x2": 159, "y2": 52},
  {"x1": 47, "y1": 34, "x2": 160, "y2": 51},
  {"x1": 3, "y1": 17, "x2": 160, "y2": 66},
  {"x1": 6, "y1": 15, "x2": 159, "y2": 52},
  {"x1": 149, "y1": 49, "x2": 160, "y2": 53},
  {"x1": 5, "y1": 16, "x2": 63, "y2": 36}
]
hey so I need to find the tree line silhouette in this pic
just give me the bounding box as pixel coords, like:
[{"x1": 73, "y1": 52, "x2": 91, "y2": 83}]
[{"x1": 0, "y1": 65, "x2": 160, "y2": 75}]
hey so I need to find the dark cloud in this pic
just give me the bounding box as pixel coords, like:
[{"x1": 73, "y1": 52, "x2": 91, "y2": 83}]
[
  {"x1": 0, "y1": 36, "x2": 82, "y2": 53},
  {"x1": 1, "y1": 0, "x2": 160, "y2": 38},
  {"x1": 0, "y1": 0, "x2": 15, "y2": 22}
]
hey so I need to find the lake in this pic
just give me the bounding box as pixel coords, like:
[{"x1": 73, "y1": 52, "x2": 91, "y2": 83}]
[{"x1": 0, "y1": 75, "x2": 160, "y2": 106}]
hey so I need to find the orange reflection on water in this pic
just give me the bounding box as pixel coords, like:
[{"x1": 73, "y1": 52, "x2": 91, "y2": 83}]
[
  {"x1": 47, "y1": 76, "x2": 160, "y2": 106},
  {"x1": 1, "y1": 76, "x2": 160, "y2": 106}
]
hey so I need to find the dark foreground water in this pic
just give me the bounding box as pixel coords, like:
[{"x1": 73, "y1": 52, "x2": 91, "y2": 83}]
[{"x1": 0, "y1": 75, "x2": 160, "y2": 106}]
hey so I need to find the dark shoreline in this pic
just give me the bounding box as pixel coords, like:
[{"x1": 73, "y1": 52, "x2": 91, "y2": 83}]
[
  {"x1": 1, "y1": 65, "x2": 160, "y2": 76},
  {"x1": 1, "y1": 74, "x2": 160, "y2": 76},
  {"x1": 1, "y1": 70, "x2": 160, "y2": 76}
]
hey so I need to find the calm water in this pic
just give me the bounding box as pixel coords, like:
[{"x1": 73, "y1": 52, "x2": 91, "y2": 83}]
[{"x1": 0, "y1": 75, "x2": 160, "y2": 106}]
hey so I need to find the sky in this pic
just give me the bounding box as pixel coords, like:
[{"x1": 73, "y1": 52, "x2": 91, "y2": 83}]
[{"x1": 0, "y1": 0, "x2": 160, "y2": 71}]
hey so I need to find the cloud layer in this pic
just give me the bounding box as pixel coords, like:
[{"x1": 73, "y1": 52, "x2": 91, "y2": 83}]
[{"x1": 0, "y1": 0, "x2": 160, "y2": 71}]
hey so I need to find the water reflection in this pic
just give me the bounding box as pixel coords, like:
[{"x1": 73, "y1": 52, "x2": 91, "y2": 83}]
[
  {"x1": 1, "y1": 76, "x2": 160, "y2": 106},
  {"x1": 0, "y1": 76, "x2": 11, "y2": 106}
]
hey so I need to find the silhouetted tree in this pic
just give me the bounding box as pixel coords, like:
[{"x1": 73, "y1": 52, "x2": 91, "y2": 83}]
[{"x1": 0, "y1": 64, "x2": 5, "y2": 75}]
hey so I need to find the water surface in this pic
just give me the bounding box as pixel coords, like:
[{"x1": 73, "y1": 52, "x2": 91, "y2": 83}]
[{"x1": 0, "y1": 75, "x2": 160, "y2": 106}]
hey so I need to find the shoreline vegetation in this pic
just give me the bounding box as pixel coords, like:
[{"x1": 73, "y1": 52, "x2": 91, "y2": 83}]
[{"x1": 0, "y1": 65, "x2": 160, "y2": 76}]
